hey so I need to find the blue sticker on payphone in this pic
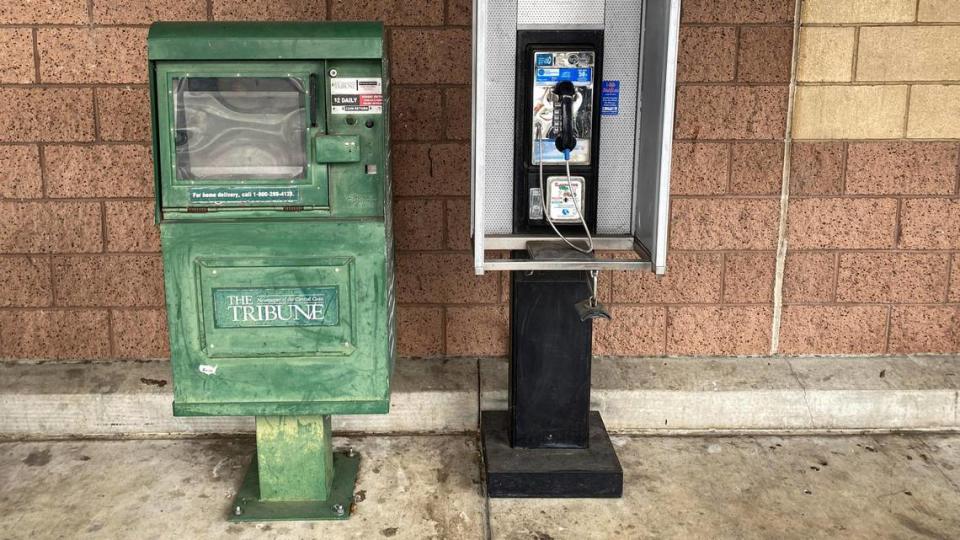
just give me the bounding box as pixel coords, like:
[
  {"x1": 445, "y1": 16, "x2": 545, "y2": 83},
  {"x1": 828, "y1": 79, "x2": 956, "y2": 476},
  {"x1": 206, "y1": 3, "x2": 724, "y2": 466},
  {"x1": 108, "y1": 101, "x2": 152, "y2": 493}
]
[
  {"x1": 601, "y1": 80, "x2": 619, "y2": 116},
  {"x1": 535, "y1": 67, "x2": 593, "y2": 84}
]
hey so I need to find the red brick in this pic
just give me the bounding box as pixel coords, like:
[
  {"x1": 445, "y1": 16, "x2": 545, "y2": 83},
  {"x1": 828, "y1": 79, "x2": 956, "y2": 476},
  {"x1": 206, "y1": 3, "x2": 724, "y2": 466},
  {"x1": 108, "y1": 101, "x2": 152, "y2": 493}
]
[
  {"x1": 94, "y1": 0, "x2": 206, "y2": 23},
  {"x1": 724, "y1": 252, "x2": 776, "y2": 303},
  {"x1": 393, "y1": 198, "x2": 445, "y2": 250},
  {"x1": 446, "y1": 305, "x2": 508, "y2": 356},
  {"x1": 391, "y1": 87, "x2": 443, "y2": 141},
  {"x1": 396, "y1": 253, "x2": 498, "y2": 304},
  {"x1": 737, "y1": 26, "x2": 793, "y2": 83},
  {"x1": 0, "y1": 256, "x2": 52, "y2": 307},
  {"x1": 730, "y1": 142, "x2": 783, "y2": 194},
  {"x1": 392, "y1": 143, "x2": 470, "y2": 196},
  {"x1": 836, "y1": 253, "x2": 950, "y2": 304},
  {"x1": 212, "y1": 0, "x2": 327, "y2": 20},
  {"x1": 889, "y1": 306, "x2": 960, "y2": 354},
  {"x1": 675, "y1": 86, "x2": 788, "y2": 140},
  {"x1": 951, "y1": 256, "x2": 960, "y2": 302},
  {"x1": 46, "y1": 145, "x2": 152, "y2": 198},
  {"x1": 0, "y1": 309, "x2": 110, "y2": 359},
  {"x1": 397, "y1": 306, "x2": 443, "y2": 357},
  {"x1": 787, "y1": 198, "x2": 897, "y2": 250},
  {"x1": 0, "y1": 145, "x2": 42, "y2": 199},
  {"x1": 845, "y1": 142, "x2": 959, "y2": 195},
  {"x1": 611, "y1": 252, "x2": 723, "y2": 304},
  {"x1": 0, "y1": 202, "x2": 102, "y2": 253},
  {"x1": 445, "y1": 198, "x2": 472, "y2": 251},
  {"x1": 390, "y1": 29, "x2": 471, "y2": 85},
  {"x1": 331, "y1": 0, "x2": 443, "y2": 25},
  {"x1": 670, "y1": 198, "x2": 780, "y2": 250},
  {"x1": 593, "y1": 306, "x2": 666, "y2": 356},
  {"x1": 0, "y1": 0, "x2": 87, "y2": 23},
  {"x1": 97, "y1": 87, "x2": 150, "y2": 142},
  {"x1": 682, "y1": 0, "x2": 794, "y2": 23},
  {"x1": 112, "y1": 308, "x2": 169, "y2": 359},
  {"x1": 667, "y1": 306, "x2": 772, "y2": 355},
  {"x1": 0, "y1": 29, "x2": 35, "y2": 84},
  {"x1": 790, "y1": 142, "x2": 844, "y2": 195},
  {"x1": 782, "y1": 251, "x2": 836, "y2": 303},
  {"x1": 0, "y1": 88, "x2": 94, "y2": 142},
  {"x1": 678, "y1": 26, "x2": 737, "y2": 82},
  {"x1": 778, "y1": 305, "x2": 888, "y2": 355},
  {"x1": 38, "y1": 28, "x2": 148, "y2": 84},
  {"x1": 105, "y1": 200, "x2": 160, "y2": 253},
  {"x1": 444, "y1": 86, "x2": 472, "y2": 141},
  {"x1": 899, "y1": 199, "x2": 960, "y2": 250},
  {"x1": 446, "y1": 0, "x2": 471, "y2": 25},
  {"x1": 670, "y1": 142, "x2": 729, "y2": 195},
  {"x1": 52, "y1": 255, "x2": 164, "y2": 307}
]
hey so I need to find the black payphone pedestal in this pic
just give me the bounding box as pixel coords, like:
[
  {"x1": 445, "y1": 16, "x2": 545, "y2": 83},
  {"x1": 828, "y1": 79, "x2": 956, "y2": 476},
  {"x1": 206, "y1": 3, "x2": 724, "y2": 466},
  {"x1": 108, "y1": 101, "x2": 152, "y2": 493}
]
[{"x1": 480, "y1": 267, "x2": 623, "y2": 498}]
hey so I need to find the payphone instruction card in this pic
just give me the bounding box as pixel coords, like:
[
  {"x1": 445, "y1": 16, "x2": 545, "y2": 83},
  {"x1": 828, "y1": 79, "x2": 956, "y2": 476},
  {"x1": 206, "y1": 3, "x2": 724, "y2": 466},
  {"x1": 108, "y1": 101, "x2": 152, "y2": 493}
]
[{"x1": 331, "y1": 77, "x2": 383, "y2": 114}]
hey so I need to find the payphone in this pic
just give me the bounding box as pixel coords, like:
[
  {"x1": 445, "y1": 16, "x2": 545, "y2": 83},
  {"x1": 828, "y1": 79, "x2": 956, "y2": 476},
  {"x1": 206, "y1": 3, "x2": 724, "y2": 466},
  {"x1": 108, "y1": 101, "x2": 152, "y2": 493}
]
[{"x1": 472, "y1": 0, "x2": 681, "y2": 498}]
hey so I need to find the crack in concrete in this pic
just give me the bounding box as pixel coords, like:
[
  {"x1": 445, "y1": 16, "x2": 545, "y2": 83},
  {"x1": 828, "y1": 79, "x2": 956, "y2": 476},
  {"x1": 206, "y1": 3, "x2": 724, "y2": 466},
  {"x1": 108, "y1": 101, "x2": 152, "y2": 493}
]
[{"x1": 785, "y1": 358, "x2": 817, "y2": 428}]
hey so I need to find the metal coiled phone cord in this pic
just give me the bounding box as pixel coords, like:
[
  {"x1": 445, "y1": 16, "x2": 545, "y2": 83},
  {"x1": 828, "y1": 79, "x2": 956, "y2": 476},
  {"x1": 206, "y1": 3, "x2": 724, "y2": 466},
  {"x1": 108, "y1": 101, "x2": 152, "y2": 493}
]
[{"x1": 537, "y1": 122, "x2": 594, "y2": 255}]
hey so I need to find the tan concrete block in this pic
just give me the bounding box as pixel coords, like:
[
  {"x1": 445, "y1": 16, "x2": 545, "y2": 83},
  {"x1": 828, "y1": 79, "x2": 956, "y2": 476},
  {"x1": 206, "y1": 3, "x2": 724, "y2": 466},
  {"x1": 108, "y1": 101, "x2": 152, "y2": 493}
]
[
  {"x1": 0, "y1": 145, "x2": 42, "y2": 199},
  {"x1": 45, "y1": 145, "x2": 152, "y2": 198},
  {"x1": 779, "y1": 305, "x2": 888, "y2": 355},
  {"x1": 0, "y1": 0, "x2": 87, "y2": 23},
  {"x1": 667, "y1": 306, "x2": 772, "y2": 356},
  {"x1": 836, "y1": 253, "x2": 950, "y2": 303},
  {"x1": 611, "y1": 252, "x2": 723, "y2": 304},
  {"x1": 797, "y1": 27, "x2": 855, "y2": 83},
  {"x1": 445, "y1": 198, "x2": 471, "y2": 251},
  {"x1": 0, "y1": 88, "x2": 94, "y2": 142},
  {"x1": 390, "y1": 87, "x2": 443, "y2": 141},
  {"x1": 723, "y1": 252, "x2": 777, "y2": 304},
  {"x1": 858, "y1": 27, "x2": 960, "y2": 82},
  {"x1": 397, "y1": 306, "x2": 443, "y2": 357},
  {"x1": 0, "y1": 29, "x2": 35, "y2": 84},
  {"x1": 0, "y1": 202, "x2": 102, "y2": 253},
  {"x1": 212, "y1": 0, "x2": 327, "y2": 20},
  {"x1": 678, "y1": 26, "x2": 737, "y2": 82},
  {"x1": 445, "y1": 306, "x2": 508, "y2": 356},
  {"x1": 105, "y1": 201, "x2": 160, "y2": 253},
  {"x1": 783, "y1": 251, "x2": 837, "y2": 303},
  {"x1": 669, "y1": 198, "x2": 780, "y2": 250},
  {"x1": 393, "y1": 198, "x2": 444, "y2": 251},
  {"x1": 845, "y1": 142, "x2": 958, "y2": 195},
  {"x1": 889, "y1": 306, "x2": 960, "y2": 354},
  {"x1": 0, "y1": 256, "x2": 52, "y2": 307},
  {"x1": 593, "y1": 306, "x2": 666, "y2": 356},
  {"x1": 331, "y1": 0, "x2": 444, "y2": 25},
  {"x1": 899, "y1": 198, "x2": 960, "y2": 249},
  {"x1": 670, "y1": 142, "x2": 729, "y2": 195},
  {"x1": 52, "y1": 255, "x2": 164, "y2": 307},
  {"x1": 392, "y1": 143, "x2": 470, "y2": 196},
  {"x1": 38, "y1": 28, "x2": 148, "y2": 84},
  {"x1": 787, "y1": 197, "x2": 898, "y2": 249},
  {"x1": 96, "y1": 87, "x2": 150, "y2": 142},
  {"x1": 919, "y1": 0, "x2": 960, "y2": 21},
  {"x1": 802, "y1": 0, "x2": 916, "y2": 23},
  {"x1": 396, "y1": 253, "x2": 499, "y2": 304},
  {"x1": 93, "y1": 0, "x2": 206, "y2": 23},
  {"x1": 389, "y1": 29, "x2": 471, "y2": 85},
  {"x1": 908, "y1": 85, "x2": 960, "y2": 139},
  {"x1": 0, "y1": 309, "x2": 110, "y2": 359},
  {"x1": 793, "y1": 85, "x2": 908, "y2": 139},
  {"x1": 112, "y1": 308, "x2": 169, "y2": 359}
]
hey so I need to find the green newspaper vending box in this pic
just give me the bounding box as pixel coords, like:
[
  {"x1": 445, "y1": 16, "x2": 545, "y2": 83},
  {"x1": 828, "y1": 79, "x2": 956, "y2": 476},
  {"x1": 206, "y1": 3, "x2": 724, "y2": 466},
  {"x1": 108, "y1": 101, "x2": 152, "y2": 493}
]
[{"x1": 148, "y1": 22, "x2": 395, "y2": 521}]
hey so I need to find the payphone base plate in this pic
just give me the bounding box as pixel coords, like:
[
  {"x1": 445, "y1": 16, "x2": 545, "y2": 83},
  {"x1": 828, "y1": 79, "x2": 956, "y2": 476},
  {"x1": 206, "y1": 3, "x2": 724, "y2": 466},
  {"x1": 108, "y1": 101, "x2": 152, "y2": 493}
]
[
  {"x1": 228, "y1": 451, "x2": 360, "y2": 521},
  {"x1": 480, "y1": 410, "x2": 623, "y2": 498}
]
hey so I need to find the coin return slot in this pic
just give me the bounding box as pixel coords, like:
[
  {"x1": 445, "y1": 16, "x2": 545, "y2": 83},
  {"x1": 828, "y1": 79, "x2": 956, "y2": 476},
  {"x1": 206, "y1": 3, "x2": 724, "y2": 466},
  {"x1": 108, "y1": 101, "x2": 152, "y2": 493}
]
[{"x1": 365, "y1": 164, "x2": 377, "y2": 175}]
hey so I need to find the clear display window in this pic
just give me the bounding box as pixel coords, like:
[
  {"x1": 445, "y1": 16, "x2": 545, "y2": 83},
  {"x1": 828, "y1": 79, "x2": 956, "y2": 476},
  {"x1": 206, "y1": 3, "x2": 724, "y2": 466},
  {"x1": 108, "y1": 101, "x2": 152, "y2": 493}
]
[{"x1": 173, "y1": 77, "x2": 308, "y2": 181}]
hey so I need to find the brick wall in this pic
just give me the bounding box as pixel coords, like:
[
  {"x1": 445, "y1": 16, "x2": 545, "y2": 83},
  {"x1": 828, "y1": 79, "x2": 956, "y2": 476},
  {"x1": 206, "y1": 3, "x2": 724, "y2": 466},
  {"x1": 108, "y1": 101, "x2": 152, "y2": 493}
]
[
  {"x1": 783, "y1": 0, "x2": 960, "y2": 354},
  {"x1": 0, "y1": 0, "x2": 957, "y2": 361}
]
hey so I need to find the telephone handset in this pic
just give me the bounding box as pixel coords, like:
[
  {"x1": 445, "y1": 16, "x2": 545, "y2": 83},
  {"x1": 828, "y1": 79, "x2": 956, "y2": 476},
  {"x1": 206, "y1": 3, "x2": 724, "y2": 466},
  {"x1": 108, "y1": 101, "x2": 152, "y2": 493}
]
[{"x1": 552, "y1": 81, "x2": 577, "y2": 157}]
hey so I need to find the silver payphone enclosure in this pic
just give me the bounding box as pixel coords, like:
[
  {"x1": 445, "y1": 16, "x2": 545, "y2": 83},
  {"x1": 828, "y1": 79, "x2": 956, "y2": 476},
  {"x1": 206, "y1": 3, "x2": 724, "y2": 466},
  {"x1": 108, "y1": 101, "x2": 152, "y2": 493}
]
[{"x1": 470, "y1": 0, "x2": 680, "y2": 274}]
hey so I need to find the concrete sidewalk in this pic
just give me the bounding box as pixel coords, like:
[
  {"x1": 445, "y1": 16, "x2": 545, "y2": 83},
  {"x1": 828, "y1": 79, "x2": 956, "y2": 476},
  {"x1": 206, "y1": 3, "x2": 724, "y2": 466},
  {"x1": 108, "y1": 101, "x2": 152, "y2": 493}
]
[{"x1": 3, "y1": 433, "x2": 960, "y2": 539}]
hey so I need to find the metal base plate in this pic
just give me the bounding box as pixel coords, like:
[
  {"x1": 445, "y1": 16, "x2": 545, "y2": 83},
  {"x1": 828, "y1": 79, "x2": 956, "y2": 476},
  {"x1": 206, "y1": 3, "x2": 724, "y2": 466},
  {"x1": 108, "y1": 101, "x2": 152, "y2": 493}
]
[
  {"x1": 229, "y1": 451, "x2": 360, "y2": 521},
  {"x1": 526, "y1": 241, "x2": 596, "y2": 262},
  {"x1": 481, "y1": 410, "x2": 623, "y2": 498}
]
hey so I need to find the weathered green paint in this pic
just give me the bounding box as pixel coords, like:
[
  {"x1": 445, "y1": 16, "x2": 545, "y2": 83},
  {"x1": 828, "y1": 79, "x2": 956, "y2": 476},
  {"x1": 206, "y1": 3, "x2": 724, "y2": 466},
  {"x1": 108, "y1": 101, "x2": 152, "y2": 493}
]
[
  {"x1": 255, "y1": 416, "x2": 334, "y2": 501},
  {"x1": 148, "y1": 22, "x2": 383, "y2": 61},
  {"x1": 315, "y1": 135, "x2": 361, "y2": 163}
]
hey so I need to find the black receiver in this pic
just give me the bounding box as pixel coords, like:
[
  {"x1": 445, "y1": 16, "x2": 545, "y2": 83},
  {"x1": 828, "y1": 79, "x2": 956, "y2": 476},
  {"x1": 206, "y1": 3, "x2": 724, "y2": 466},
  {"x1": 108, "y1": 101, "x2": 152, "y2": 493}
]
[{"x1": 513, "y1": 30, "x2": 603, "y2": 235}]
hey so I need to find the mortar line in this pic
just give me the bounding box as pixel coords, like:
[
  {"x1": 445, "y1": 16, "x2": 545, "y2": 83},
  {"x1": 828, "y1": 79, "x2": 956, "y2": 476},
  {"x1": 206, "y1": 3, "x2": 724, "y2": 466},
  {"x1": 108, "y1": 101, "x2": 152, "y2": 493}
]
[{"x1": 769, "y1": 0, "x2": 803, "y2": 355}]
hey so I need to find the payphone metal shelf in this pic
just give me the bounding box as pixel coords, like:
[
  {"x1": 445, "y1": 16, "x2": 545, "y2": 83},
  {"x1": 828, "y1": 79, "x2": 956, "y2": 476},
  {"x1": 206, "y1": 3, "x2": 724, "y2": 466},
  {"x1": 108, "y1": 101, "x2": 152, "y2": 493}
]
[{"x1": 478, "y1": 234, "x2": 652, "y2": 272}]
